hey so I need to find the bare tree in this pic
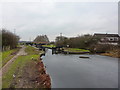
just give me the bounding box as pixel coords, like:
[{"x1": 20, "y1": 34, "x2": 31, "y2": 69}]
[{"x1": 2, "y1": 29, "x2": 20, "y2": 51}]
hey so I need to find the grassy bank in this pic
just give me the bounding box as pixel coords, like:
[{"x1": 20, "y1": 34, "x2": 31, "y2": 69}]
[
  {"x1": 2, "y1": 46, "x2": 43, "y2": 88},
  {"x1": 42, "y1": 44, "x2": 56, "y2": 48},
  {"x1": 2, "y1": 46, "x2": 51, "y2": 88},
  {"x1": 101, "y1": 49, "x2": 120, "y2": 58},
  {"x1": 25, "y1": 45, "x2": 43, "y2": 55},
  {"x1": 2, "y1": 48, "x2": 20, "y2": 67},
  {"x1": 63, "y1": 48, "x2": 90, "y2": 53},
  {"x1": 0, "y1": 52, "x2": 2, "y2": 68},
  {"x1": 2, "y1": 55, "x2": 39, "y2": 88}
]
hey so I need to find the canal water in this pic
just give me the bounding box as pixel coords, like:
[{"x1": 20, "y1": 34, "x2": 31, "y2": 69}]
[{"x1": 42, "y1": 49, "x2": 118, "y2": 88}]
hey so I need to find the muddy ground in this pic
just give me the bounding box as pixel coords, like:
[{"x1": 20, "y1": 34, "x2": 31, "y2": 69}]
[{"x1": 10, "y1": 57, "x2": 51, "y2": 88}]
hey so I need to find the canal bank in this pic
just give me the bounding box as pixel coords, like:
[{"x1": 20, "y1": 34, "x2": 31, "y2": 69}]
[
  {"x1": 2, "y1": 46, "x2": 51, "y2": 88},
  {"x1": 42, "y1": 49, "x2": 118, "y2": 88}
]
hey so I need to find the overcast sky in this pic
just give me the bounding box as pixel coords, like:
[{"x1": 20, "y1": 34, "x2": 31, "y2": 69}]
[{"x1": 1, "y1": 2, "x2": 118, "y2": 41}]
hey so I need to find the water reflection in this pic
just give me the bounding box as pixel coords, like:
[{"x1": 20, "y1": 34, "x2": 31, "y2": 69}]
[{"x1": 52, "y1": 49, "x2": 58, "y2": 55}]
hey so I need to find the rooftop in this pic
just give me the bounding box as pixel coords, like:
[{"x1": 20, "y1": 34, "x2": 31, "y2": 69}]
[{"x1": 94, "y1": 33, "x2": 120, "y2": 37}]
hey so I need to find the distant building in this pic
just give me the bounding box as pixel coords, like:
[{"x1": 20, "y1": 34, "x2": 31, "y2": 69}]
[{"x1": 93, "y1": 33, "x2": 120, "y2": 45}]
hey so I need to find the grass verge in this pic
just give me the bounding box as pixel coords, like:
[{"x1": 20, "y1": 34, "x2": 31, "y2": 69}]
[
  {"x1": 2, "y1": 45, "x2": 43, "y2": 88},
  {"x1": 2, "y1": 55, "x2": 39, "y2": 88},
  {"x1": 2, "y1": 48, "x2": 20, "y2": 67},
  {"x1": 25, "y1": 46, "x2": 43, "y2": 55},
  {"x1": 42, "y1": 44, "x2": 56, "y2": 48},
  {"x1": 63, "y1": 48, "x2": 90, "y2": 52},
  {"x1": 0, "y1": 52, "x2": 2, "y2": 68}
]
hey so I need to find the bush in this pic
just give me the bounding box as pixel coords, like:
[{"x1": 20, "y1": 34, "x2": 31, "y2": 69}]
[
  {"x1": 55, "y1": 34, "x2": 100, "y2": 49},
  {"x1": 89, "y1": 44, "x2": 118, "y2": 53}
]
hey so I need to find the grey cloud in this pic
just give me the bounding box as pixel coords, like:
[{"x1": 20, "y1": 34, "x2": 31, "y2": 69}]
[{"x1": 2, "y1": 2, "x2": 118, "y2": 41}]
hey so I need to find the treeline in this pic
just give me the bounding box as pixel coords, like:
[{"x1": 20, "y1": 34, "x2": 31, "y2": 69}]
[
  {"x1": 55, "y1": 34, "x2": 119, "y2": 53},
  {"x1": 55, "y1": 34, "x2": 99, "y2": 48},
  {"x1": 34, "y1": 35, "x2": 49, "y2": 43},
  {"x1": 2, "y1": 29, "x2": 20, "y2": 51}
]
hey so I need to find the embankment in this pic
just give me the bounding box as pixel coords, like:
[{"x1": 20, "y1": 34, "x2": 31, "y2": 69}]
[
  {"x1": 100, "y1": 51, "x2": 120, "y2": 58},
  {"x1": 9, "y1": 56, "x2": 51, "y2": 88},
  {"x1": 2, "y1": 46, "x2": 51, "y2": 88}
]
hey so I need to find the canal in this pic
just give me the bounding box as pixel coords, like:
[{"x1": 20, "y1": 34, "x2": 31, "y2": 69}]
[{"x1": 42, "y1": 49, "x2": 118, "y2": 88}]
